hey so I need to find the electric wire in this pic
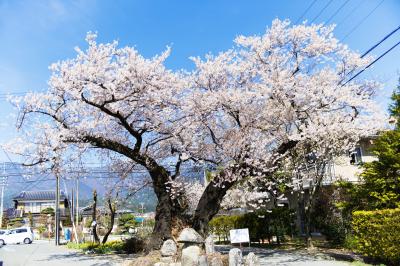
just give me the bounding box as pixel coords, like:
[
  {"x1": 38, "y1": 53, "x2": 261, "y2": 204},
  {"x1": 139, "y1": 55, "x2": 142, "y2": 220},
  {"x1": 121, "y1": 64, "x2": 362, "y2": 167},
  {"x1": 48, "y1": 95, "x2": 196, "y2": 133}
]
[
  {"x1": 339, "y1": 24, "x2": 400, "y2": 85},
  {"x1": 344, "y1": 39, "x2": 400, "y2": 85},
  {"x1": 342, "y1": 0, "x2": 385, "y2": 41},
  {"x1": 310, "y1": 0, "x2": 334, "y2": 24},
  {"x1": 335, "y1": 0, "x2": 364, "y2": 27},
  {"x1": 361, "y1": 25, "x2": 400, "y2": 58},
  {"x1": 295, "y1": 0, "x2": 318, "y2": 24},
  {"x1": 325, "y1": 0, "x2": 351, "y2": 24}
]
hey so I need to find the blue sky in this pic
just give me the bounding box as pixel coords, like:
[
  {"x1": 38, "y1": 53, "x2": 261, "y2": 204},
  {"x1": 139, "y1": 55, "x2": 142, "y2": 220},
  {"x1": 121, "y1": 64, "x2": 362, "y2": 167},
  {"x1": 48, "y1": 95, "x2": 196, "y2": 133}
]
[{"x1": 0, "y1": 0, "x2": 399, "y2": 161}]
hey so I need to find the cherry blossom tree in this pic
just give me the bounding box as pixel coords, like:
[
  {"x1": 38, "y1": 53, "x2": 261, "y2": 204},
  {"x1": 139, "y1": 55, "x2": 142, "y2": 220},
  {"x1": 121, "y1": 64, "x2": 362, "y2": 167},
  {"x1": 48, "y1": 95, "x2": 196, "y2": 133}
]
[
  {"x1": 9, "y1": 20, "x2": 384, "y2": 248},
  {"x1": 9, "y1": 33, "x2": 190, "y2": 248},
  {"x1": 179, "y1": 19, "x2": 384, "y2": 236}
]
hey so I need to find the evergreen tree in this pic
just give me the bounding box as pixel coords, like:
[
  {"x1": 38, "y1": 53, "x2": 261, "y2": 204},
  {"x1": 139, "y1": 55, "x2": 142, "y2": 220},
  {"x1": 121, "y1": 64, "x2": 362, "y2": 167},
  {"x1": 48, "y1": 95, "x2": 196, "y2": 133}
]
[
  {"x1": 389, "y1": 77, "x2": 400, "y2": 128},
  {"x1": 342, "y1": 77, "x2": 400, "y2": 210},
  {"x1": 358, "y1": 130, "x2": 400, "y2": 209}
]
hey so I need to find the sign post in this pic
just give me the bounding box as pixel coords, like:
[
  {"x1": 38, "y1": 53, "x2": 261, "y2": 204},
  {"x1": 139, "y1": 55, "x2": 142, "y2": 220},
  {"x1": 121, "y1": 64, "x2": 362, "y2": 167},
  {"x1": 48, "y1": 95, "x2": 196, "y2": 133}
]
[{"x1": 229, "y1": 228, "x2": 250, "y2": 248}]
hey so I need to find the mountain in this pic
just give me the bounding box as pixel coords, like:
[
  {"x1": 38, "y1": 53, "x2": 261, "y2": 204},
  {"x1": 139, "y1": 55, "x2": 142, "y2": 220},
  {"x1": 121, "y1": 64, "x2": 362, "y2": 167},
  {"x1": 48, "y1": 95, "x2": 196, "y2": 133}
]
[{"x1": 1, "y1": 162, "x2": 205, "y2": 211}]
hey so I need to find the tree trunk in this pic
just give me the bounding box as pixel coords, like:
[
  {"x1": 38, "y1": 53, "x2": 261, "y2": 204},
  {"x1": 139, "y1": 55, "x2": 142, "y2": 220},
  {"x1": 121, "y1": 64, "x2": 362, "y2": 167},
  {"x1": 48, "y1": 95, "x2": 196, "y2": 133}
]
[
  {"x1": 192, "y1": 178, "x2": 234, "y2": 236},
  {"x1": 304, "y1": 203, "x2": 313, "y2": 249},
  {"x1": 146, "y1": 164, "x2": 188, "y2": 250},
  {"x1": 102, "y1": 198, "x2": 116, "y2": 244},
  {"x1": 92, "y1": 190, "x2": 100, "y2": 244}
]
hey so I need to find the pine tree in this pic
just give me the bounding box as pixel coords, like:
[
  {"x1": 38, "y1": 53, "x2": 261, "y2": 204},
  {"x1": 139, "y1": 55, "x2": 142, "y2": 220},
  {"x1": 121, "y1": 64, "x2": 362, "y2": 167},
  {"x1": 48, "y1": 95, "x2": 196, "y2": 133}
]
[
  {"x1": 348, "y1": 77, "x2": 400, "y2": 210},
  {"x1": 389, "y1": 77, "x2": 400, "y2": 128},
  {"x1": 358, "y1": 130, "x2": 400, "y2": 209}
]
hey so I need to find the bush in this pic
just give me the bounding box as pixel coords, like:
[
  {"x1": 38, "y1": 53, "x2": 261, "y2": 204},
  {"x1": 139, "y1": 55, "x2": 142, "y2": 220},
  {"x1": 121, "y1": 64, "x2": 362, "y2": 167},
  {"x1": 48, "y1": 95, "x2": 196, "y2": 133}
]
[
  {"x1": 41, "y1": 207, "x2": 55, "y2": 215},
  {"x1": 7, "y1": 217, "x2": 24, "y2": 228},
  {"x1": 118, "y1": 214, "x2": 138, "y2": 233},
  {"x1": 66, "y1": 237, "x2": 144, "y2": 254},
  {"x1": 352, "y1": 208, "x2": 400, "y2": 264},
  {"x1": 209, "y1": 208, "x2": 295, "y2": 244}
]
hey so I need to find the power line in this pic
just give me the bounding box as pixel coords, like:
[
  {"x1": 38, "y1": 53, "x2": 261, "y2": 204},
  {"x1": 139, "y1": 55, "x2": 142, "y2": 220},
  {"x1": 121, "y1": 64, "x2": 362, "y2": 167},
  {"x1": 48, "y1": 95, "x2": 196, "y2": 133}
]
[
  {"x1": 2, "y1": 148, "x2": 28, "y2": 182},
  {"x1": 335, "y1": 0, "x2": 364, "y2": 27},
  {"x1": 295, "y1": 0, "x2": 318, "y2": 24},
  {"x1": 339, "y1": 24, "x2": 400, "y2": 85},
  {"x1": 361, "y1": 25, "x2": 400, "y2": 57},
  {"x1": 310, "y1": 0, "x2": 334, "y2": 24},
  {"x1": 344, "y1": 39, "x2": 400, "y2": 85},
  {"x1": 325, "y1": 0, "x2": 351, "y2": 24},
  {"x1": 342, "y1": 0, "x2": 385, "y2": 41}
]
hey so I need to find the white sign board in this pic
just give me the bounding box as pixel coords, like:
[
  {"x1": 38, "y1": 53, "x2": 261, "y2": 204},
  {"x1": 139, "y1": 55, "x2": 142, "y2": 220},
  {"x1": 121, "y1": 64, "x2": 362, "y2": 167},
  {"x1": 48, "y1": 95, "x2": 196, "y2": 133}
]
[{"x1": 229, "y1": 228, "x2": 250, "y2": 244}]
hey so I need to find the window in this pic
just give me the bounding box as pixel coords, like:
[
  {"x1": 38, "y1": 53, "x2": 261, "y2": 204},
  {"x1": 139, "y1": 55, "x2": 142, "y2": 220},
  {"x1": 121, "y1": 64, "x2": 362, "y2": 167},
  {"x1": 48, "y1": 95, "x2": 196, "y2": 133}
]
[{"x1": 16, "y1": 228, "x2": 27, "y2": 233}]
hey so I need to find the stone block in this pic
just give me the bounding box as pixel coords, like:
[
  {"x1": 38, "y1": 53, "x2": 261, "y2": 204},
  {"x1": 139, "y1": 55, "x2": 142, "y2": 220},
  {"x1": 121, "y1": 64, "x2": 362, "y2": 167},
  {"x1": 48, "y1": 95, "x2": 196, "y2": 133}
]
[{"x1": 228, "y1": 248, "x2": 242, "y2": 266}]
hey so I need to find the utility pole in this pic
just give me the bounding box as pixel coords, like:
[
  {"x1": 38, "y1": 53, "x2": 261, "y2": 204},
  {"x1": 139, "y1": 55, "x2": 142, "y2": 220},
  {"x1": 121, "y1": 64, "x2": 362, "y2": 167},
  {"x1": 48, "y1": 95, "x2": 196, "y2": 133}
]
[
  {"x1": 71, "y1": 187, "x2": 74, "y2": 224},
  {"x1": 55, "y1": 173, "x2": 60, "y2": 246},
  {"x1": 0, "y1": 164, "x2": 7, "y2": 229},
  {"x1": 139, "y1": 202, "x2": 145, "y2": 227},
  {"x1": 76, "y1": 177, "x2": 79, "y2": 228}
]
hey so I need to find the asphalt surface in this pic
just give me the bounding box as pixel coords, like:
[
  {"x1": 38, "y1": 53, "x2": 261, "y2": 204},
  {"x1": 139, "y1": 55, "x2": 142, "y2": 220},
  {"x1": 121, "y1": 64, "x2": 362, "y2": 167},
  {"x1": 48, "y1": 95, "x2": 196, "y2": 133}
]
[{"x1": 0, "y1": 240, "x2": 133, "y2": 266}]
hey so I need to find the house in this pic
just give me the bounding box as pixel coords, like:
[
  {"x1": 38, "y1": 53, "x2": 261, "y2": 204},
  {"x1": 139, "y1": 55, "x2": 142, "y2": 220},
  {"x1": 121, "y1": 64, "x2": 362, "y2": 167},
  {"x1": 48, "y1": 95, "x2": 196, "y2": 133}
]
[
  {"x1": 13, "y1": 190, "x2": 69, "y2": 217},
  {"x1": 285, "y1": 136, "x2": 379, "y2": 235}
]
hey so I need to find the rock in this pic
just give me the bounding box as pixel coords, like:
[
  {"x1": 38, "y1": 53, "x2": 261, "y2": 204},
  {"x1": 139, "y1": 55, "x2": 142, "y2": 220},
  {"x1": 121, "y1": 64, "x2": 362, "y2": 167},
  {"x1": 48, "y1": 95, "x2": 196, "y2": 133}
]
[
  {"x1": 198, "y1": 255, "x2": 208, "y2": 266},
  {"x1": 177, "y1": 228, "x2": 204, "y2": 243},
  {"x1": 205, "y1": 236, "x2": 215, "y2": 255},
  {"x1": 229, "y1": 248, "x2": 242, "y2": 266},
  {"x1": 160, "y1": 256, "x2": 174, "y2": 263},
  {"x1": 181, "y1": 245, "x2": 201, "y2": 266},
  {"x1": 130, "y1": 251, "x2": 161, "y2": 266},
  {"x1": 244, "y1": 252, "x2": 259, "y2": 266},
  {"x1": 210, "y1": 257, "x2": 223, "y2": 266},
  {"x1": 161, "y1": 239, "x2": 178, "y2": 256},
  {"x1": 154, "y1": 263, "x2": 168, "y2": 266}
]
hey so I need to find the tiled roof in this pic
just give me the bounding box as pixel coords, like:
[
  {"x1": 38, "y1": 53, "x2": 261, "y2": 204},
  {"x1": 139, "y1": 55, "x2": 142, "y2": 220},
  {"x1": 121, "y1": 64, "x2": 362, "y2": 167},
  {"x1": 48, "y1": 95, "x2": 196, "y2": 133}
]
[{"x1": 13, "y1": 190, "x2": 67, "y2": 201}]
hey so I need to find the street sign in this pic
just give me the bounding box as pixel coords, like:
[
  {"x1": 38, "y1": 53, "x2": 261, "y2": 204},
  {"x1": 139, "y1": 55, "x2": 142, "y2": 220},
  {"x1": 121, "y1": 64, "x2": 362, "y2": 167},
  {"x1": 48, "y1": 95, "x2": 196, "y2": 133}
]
[{"x1": 229, "y1": 228, "x2": 250, "y2": 244}]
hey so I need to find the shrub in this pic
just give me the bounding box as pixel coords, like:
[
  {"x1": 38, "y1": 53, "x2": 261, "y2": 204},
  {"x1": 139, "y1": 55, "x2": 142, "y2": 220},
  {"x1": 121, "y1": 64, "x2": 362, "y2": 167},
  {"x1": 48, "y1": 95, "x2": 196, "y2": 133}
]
[
  {"x1": 352, "y1": 208, "x2": 400, "y2": 264},
  {"x1": 37, "y1": 225, "x2": 46, "y2": 234},
  {"x1": 66, "y1": 238, "x2": 144, "y2": 254},
  {"x1": 41, "y1": 207, "x2": 55, "y2": 215},
  {"x1": 118, "y1": 214, "x2": 138, "y2": 233},
  {"x1": 7, "y1": 217, "x2": 24, "y2": 228},
  {"x1": 209, "y1": 208, "x2": 295, "y2": 244}
]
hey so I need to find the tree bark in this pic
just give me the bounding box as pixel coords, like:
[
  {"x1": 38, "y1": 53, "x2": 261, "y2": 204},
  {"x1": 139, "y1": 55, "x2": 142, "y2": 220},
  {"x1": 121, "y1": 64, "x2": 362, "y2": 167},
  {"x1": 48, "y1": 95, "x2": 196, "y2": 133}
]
[
  {"x1": 304, "y1": 200, "x2": 314, "y2": 249},
  {"x1": 102, "y1": 198, "x2": 116, "y2": 244},
  {"x1": 146, "y1": 164, "x2": 188, "y2": 250},
  {"x1": 92, "y1": 190, "x2": 100, "y2": 244},
  {"x1": 192, "y1": 178, "x2": 234, "y2": 236}
]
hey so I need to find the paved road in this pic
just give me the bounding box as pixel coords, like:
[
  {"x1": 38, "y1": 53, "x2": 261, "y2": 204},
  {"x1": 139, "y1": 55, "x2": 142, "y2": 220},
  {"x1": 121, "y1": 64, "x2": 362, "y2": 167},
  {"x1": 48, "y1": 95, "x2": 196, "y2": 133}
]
[
  {"x1": 0, "y1": 240, "x2": 133, "y2": 266},
  {"x1": 217, "y1": 246, "x2": 352, "y2": 266}
]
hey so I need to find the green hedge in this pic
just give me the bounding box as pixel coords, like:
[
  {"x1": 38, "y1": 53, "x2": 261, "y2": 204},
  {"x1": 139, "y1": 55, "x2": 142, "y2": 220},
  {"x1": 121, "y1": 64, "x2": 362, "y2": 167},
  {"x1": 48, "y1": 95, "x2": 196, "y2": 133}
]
[
  {"x1": 352, "y1": 208, "x2": 400, "y2": 264},
  {"x1": 209, "y1": 208, "x2": 295, "y2": 244}
]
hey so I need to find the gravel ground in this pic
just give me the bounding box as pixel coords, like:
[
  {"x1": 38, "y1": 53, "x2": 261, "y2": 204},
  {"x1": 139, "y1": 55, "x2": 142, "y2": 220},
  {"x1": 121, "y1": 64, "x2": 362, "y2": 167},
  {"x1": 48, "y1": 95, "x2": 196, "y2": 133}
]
[{"x1": 216, "y1": 245, "x2": 352, "y2": 266}]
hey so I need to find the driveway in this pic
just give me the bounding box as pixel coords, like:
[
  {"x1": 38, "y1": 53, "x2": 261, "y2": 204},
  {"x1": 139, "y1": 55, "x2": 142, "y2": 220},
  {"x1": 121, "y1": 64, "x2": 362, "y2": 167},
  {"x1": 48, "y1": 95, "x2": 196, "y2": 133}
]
[{"x1": 0, "y1": 240, "x2": 134, "y2": 266}]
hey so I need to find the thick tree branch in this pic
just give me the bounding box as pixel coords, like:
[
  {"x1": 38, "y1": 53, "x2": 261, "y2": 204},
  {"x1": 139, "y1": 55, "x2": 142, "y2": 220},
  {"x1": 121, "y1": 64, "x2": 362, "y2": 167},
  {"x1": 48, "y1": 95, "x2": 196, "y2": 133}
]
[{"x1": 81, "y1": 93, "x2": 143, "y2": 152}]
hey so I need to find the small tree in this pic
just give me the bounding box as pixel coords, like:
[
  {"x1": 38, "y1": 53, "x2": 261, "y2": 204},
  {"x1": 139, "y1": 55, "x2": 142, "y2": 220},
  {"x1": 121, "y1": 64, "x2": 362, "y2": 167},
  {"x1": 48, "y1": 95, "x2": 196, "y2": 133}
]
[
  {"x1": 41, "y1": 207, "x2": 55, "y2": 215},
  {"x1": 92, "y1": 190, "x2": 100, "y2": 244},
  {"x1": 118, "y1": 214, "x2": 137, "y2": 233}
]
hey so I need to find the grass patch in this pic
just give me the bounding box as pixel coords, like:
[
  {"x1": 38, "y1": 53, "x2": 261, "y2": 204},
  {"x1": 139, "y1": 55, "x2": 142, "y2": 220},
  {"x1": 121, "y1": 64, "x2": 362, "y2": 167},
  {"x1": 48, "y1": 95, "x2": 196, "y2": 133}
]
[
  {"x1": 67, "y1": 240, "x2": 125, "y2": 254},
  {"x1": 67, "y1": 237, "x2": 145, "y2": 254}
]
